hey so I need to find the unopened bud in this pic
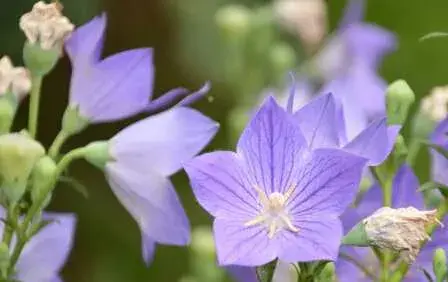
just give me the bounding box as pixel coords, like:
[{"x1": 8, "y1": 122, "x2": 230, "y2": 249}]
[
  {"x1": 274, "y1": 0, "x2": 327, "y2": 53},
  {"x1": 0, "y1": 56, "x2": 31, "y2": 99},
  {"x1": 20, "y1": 1, "x2": 74, "y2": 75},
  {"x1": 0, "y1": 133, "x2": 45, "y2": 204},
  {"x1": 386, "y1": 80, "x2": 415, "y2": 125},
  {"x1": 364, "y1": 207, "x2": 439, "y2": 262},
  {"x1": 433, "y1": 248, "x2": 448, "y2": 282},
  {"x1": 191, "y1": 226, "x2": 216, "y2": 257},
  {"x1": 215, "y1": 5, "x2": 251, "y2": 40},
  {"x1": 31, "y1": 156, "x2": 57, "y2": 207}
]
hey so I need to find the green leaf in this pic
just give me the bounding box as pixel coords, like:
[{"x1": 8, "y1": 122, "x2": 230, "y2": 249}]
[
  {"x1": 59, "y1": 175, "x2": 89, "y2": 198},
  {"x1": 342, "y1": 222, "x2": 369, "y2": 246}
]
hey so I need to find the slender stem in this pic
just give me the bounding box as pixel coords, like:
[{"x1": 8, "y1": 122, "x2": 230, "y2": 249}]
[
  {"x1": 7, "y1": 147, "x2": 88, "y2": 272},
  {"x1": 406, "y1": 138, "x2": 421, "y2": 165},
  {"x1": 27, "y1": 75, "x2": 43, "y2": 138},
  {"x1": 48, "y1": 130, "x2": 69, "y2": 159},
  {"x1": 1, "y1": 205, "x2": 17, "y2": 248}
]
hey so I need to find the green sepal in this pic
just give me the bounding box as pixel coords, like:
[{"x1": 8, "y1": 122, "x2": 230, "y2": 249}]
[
  {"x1": 23, "y1": 41, "x2": 60, "y2": 76},
  {"x1": 419, "y1": 181, "x2": 448, "y2": 198},
  {"x1": 315, "y1": 262, "x2": 336, "y2": 282},
  {"x1": 386, "y1": 79, "x2": 415, "y2": 125},
  {"x1": 256, "y1": 260, "x2": 277, "y2": 282},
  {"x1": 31, "y1": 156, "x2": 57, "y2": 207},
  {"x1": 423, "y1": 141, "x2": 448, "y2": 161},
  {"x1": 342, "y1": 222, "x2": 369, "y2": 246},
  {"x1": 61, "y1": 105, "x2": 90, "y2": 136},
  {"x1": 0, "y1": 93, "x2": 18, "y2": 134},
  {"x1": 83, "y1": 141, "x2": 111, "y2": 170}
]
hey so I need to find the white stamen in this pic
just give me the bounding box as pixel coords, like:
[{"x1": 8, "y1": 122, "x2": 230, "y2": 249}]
[{"x1": 245, "y1": 186, "x2": 299, "y2": 238}]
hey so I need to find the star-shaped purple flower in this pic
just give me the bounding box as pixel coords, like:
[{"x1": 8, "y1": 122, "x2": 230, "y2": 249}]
[
  {"x1": 185, "y1": 97, "x2": 367, "y2": 266},
  {"x1": 0, "y1": 210, "x2": 76, "y2": 282},
  {"x1": 91, "y1": 107, "x2": 218, "y2": 264},
  {"x1": 337, "y1": 165, "x2": 448, "y2": 281}
]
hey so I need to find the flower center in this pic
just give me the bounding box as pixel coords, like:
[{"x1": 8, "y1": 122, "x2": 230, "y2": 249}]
[{"x1": 244, "y1": 186, "x2": 299, "y2": 238}]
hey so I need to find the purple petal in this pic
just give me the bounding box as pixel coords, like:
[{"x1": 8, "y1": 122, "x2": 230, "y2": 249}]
[
  {"x1": 293, "y1": 93, "x2": 340, "y2": 149},
  {"x1": 288, "y1": 149, "x2": 367, "y2": 216},
  {"x1": 237, "y1": 96, "x2": 307, "y2": 195},
  {"x1": 226, "y1": 266, "x2": 258, "y2": 282},
  {"x1": 356, "y1": 183, "x2": 383, "y2": 218},
  {"x1": 213, "y1": 218, "x2": 277, "y2": 266},
  {"x1": 430, "y1": 118, "x2": 448, "y2": 185},
  {"x1": 336, "y1": 247, "x2": 377, "y2": 282},
  {"x1": 391, "y1": 164, "x2": 424, "y2": 209},
  {"x1": 184, "y1": 152, "x2": 259, "y2": 219},
  {"x1": 277, "y1": 216, "x2": 342, "y2": 262},
  {"x1": 16, "y1": 214, "x2": 76, "y2": 282},
  {"x1": 339, "y1": 0, "x2": 365, "y2": 29},
  {"x1": 344, "y1": 23, "x2": 397, "y2": 69},
  {"x1": 69, "y1": 48, "x2": 153, "y2": 122},
  {"x1": 65, "y1": 14, "x2": 106, "y2": 66},
  {"x1": 111, "y1": 107, "x2": 218, "y2": 177},
  {"x1": 344, "y1": 118, "x2": 400, "y2": 166},
  {"x1": 142, "y1": 235, "x2": 156, "y2": 266},
  {"x1": 106, "y1": 162, "x2": 190, "y2": 263}
]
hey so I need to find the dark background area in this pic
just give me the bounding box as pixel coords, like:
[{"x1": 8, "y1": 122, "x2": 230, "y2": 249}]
[{"x1": 1, "y1": 0, "x2": 448, "y2": 281}]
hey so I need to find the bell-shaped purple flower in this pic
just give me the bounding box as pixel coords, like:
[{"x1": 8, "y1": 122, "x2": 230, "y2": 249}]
[
  {"x1": 337, "y1": 165, "x2": 448, "y2": 281},
  {"x1": 65, "y1": 14, "x2": 152, "y2": 123},
  {"x1": 185, "y1": 97, "x2": 367, "y2": 266},
  {"x1": 1, "y1": 210, "x2": 76, "y2": 282},
  {"x1": 292, "y1": 92, "x2": 400, "y2": 166},
  {"x1": 84, "y1": 107, "x2": 218, "y2": 263}
]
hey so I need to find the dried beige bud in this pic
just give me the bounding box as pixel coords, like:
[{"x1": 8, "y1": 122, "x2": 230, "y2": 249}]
[
  {"x1": 19, "y1": 1, "x2": 74, "y2": 51},
  {"x1": 421, "y1": 86, "x2": 448, "y2": 122},
  {"x1": 364, "y1": 207, "x2": 440, "y2": 262},
  {"x1": 0, "y1": 56, "x2": 31, "y2": 99},
  {"x1": 274, "y1": 0, "x2": 327, "y2": 53}
]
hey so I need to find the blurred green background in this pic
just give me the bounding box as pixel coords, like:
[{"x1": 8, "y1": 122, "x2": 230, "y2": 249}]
[{"x1": 2, "y1": 0, "x2": 448, "y2": 281}]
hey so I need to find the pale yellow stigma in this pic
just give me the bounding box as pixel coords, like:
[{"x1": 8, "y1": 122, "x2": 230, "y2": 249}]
[{"x1": 245, "y1": 186, "x2": 299, "y2": 238}]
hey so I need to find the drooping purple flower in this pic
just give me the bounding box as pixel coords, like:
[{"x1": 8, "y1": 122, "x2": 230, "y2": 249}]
[
  {"x1": 336, "y1": 165, "x2": 448, "y2": 281},
  {"x1": 0, "y1": 209, "x2": 77, "y2": 282},
  {"x1": 65, "y1": 14, "x2": 209, "y2": 125},
  {"x1": 292, "y1": 92, "x2": 400, "y2": 166},
  {"x1": 185, "y1": 97, "x2": 367, "y2": 266},
  {"x1": 430, "y1": 118, "x2": 448, "y2": 186},
  {"x1": 87, "y1": 107, "x2": 218, "y2": 264}
]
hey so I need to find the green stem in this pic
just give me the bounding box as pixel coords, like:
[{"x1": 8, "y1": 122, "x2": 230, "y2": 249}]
[
  {"x1": 256, "y1": 260, "x2": 277, "y2": 282},
  {"x1": 48, "y1": 130, "x2": 69, "y2": 159},
  {"x1": 7, "y1": 147, "x2": 88, "y2": 272},
  {"x1": 1, "y1": 205, "x2": 17, "y2": 248},
  {"x1": 27, "y1": 75, "x2": 43, "y2": 138},
  {"x1": 406, "y1": 138, "x2": 421, "y2": 166}
]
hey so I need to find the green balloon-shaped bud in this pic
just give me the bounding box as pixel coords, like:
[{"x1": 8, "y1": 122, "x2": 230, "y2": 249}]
[
  {"x1": 0, "y1": 132, "x2": 45, "y2": 204},
  {"x1": 215, "y1": 4, "x2": 251, "y2": 40},
  {"x1": 386, "y1": 80, "x2": 415, "y2": 125},
  {"x1": 433, "y1": 248, "x2": 448, "y2": 282},
  {"x1": 23, "y1": 42, "x2": 60, "y2": 77},
  {"x1": 31, "y1": 156, "x2": 57, "y2": 207}
]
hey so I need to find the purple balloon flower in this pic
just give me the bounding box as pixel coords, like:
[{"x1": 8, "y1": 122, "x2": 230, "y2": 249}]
[
  {"x1": 430, "y1": 118, "x2": 448, "y2": 186},
  {"x1": 0, "y1": 209, "x2": 76, "y2": 282},
  {"x1": 185, "y1": 97, "x2": 367, "y2": 266},
  {"x1": 291, "y1": 92, "x2": 400, "y2": 166},
  {"x1": 96, "y1": 107, "x2": 218, "y2": 263},
  {"x1": 336, "y1": 165, "x2": 448, "y2": 281}
]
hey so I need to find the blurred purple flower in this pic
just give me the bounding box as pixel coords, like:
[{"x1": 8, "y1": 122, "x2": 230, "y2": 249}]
[
  {"x1": 65, "y1": 14, "x2": 209, "y2": 124},
  {"x1": 292, "y1": 92, "x2": 400, "y2": 166},
  {"x1": 316, "y1": 0, "x2": 397, "y2": 139},
  {"x1": 185, "y1": 97, "x2": 366, "y2": 266},
  {"x1": 1, "y1": 210, "x2": 76, "y2": 282},
  {"x1": 336, "y1": 165, "x2": 448, "y2": 281},
  {"x1": 430, "y1": 118, "x2": 448, "y2": 186},
  {"x1": 103, "y1": 107, "x2": 218, "y2": 263}
]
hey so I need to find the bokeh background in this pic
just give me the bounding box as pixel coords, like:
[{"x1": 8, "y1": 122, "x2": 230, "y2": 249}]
[{"x1": 2, "y1": 0, "x2": 448, "y2": 281}]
